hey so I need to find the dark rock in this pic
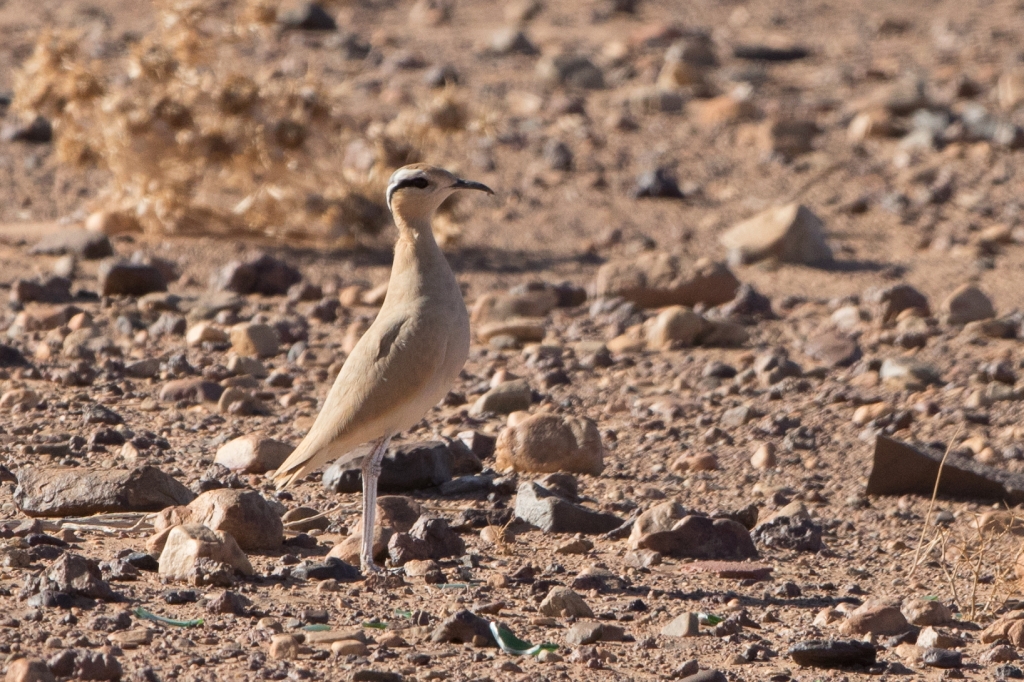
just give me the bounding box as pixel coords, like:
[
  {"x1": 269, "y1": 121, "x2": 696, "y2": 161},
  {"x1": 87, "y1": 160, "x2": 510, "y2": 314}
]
[
  {"x1": 322, "y1": 441, "x2": 453, "y2": 493},
  {"x1": 46, "y1": 553, "x2": 117, "y2": 600},
  {"x1": 87, "y1": 610, "x2": 132, "y2": 632},
  {"x1": 163, "y1": 589, "x2": 198, "y2": 604},
  {"x1": 867, "y1": 435, "x2": 1024, "y2": 504},
  {"x1": 788, "y1": 639, "x2": 876, "y2": 668},
  {"x1": 11, "y1": 277, "x2": 72, "y2": 304},
  {"x1": 438, "y1": 475, "x2": 493, "y2": 496},
  {"x1": 159, "y1": 379, "x2": 224, "y2": 403},
  {"x1": 291, "y1": 558, "x2": 361, "y2": 582},
  {"x1": 679, "y1": 671, "x2": 727, "y2": 682},
  {"x1": 804, "y1": 331, "x2": 861, "y2": 368},
  {"x1": 0, "y1": 344, "x2": 28, "y2": 366},
  {"x1": 14, "y1": 465, "x2": 195, "y2": 517},
  {"x1": 733, "y1": 44, "x2": 809, "y2": 61},
  {"x1": 632, "y1": 168, "x2": 685, "y2": 199},
  {"x1": 922, "y1": 648, "x2": 962, "y2": 668},
  {"x1": 279, "y1": 2, "x2": 337, "y2": 30},
  {"x1": 98, "y1": 261, "x2": 167, "y2": 297},
  {"x1": 867, "y1": 284, "x2": 930, "y2": 324},
  {"x1": 543, "y1": 55, "x2": 604, "y2": 89},
  {"x1": 212, "y1": 253, "x2": 302, "y2": 296},
  {"x1": 637, "y1": 515, "x2": 758, "y2": 560},
  {"x1": 351, "y1": 672, "x2": 403, "y2": 682},
  {"x1": 543, "y1": 140, "x2": 573, "y2": 171},
  {"x1": 56, "y1": 649, "x2": 122, "y2": 680},
  {"x1": 752, "y1": 516, "x2": 824, "y2": 553},
  {"x1": 123, "y1": 552, "x2": 159, "y2": 572},
  {"x1": 148, "y1": 312, "x2": 187, "y2": 337},
  {"x1": 411, "y1": 516, "x2": 465, "y2": 558},
  {"x1": 30, "y1": 231, "x2": 114, "y2": 260},
  {"x1": 83, "y1": 405, "x2": 123, "y2": 425},
  {"x1": 387, "y1": 533, "x2": 432, "y2": 566},
  {"x1": 514, "y1": 481, "x2": 623, "y2": 534},
  {"x1": 2, "y1": 115, "x2": 52, "y2": 142},
  {"x1": 208, "y1": 590, "x2": 250, "y2": 615},
  {"x1": 719, "y1": 283, "x2": 775, "y2": 319},
  {"x1": 430, "y1": 609, "x2": 496, "y2": 645}
]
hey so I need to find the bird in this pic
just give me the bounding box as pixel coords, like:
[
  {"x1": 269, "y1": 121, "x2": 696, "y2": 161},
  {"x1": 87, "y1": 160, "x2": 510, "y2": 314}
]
[{"x1": 273, "y1": 164, "x2": 493, "y2": 573}]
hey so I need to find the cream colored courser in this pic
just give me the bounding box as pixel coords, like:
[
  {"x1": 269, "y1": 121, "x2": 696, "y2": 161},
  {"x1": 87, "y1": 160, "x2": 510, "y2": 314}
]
[{"x1": 273, "y1": 164, "x2": 492, "y2": 573}]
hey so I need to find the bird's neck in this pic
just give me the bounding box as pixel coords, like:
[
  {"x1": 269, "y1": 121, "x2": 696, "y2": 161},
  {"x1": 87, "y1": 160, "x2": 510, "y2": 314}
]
[{"x1": 389, "y1": 214, "x2": 451, "y2": 295}]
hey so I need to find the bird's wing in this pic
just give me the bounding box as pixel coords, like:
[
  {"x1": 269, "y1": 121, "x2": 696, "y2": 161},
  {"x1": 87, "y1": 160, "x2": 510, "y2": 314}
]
[{"x1": 272, "y1": 306, "x2": 449, "y2": 487}]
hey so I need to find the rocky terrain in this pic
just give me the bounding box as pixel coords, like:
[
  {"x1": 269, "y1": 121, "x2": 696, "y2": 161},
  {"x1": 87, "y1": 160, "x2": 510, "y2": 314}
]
[{"x1": 2, "y1": 0, "x2": 1024, "y2": 681}]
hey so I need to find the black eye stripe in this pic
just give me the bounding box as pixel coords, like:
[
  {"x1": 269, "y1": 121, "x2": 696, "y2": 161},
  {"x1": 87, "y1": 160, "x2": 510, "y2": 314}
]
[{"x1": 393, "y1": 176, "x2": 429, "y2": 191}]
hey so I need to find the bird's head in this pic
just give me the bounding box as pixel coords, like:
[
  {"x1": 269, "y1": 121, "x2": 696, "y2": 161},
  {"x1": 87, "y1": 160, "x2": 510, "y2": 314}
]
[{"x1": 386, "y1": 164, "x2": 494, "y2": 224}]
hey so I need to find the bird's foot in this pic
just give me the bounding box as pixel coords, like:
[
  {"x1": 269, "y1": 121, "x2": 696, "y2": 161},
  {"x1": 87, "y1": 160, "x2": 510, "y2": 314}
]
[{"x1": 362, "y1": 564, "x2": 405, "y2": 589}]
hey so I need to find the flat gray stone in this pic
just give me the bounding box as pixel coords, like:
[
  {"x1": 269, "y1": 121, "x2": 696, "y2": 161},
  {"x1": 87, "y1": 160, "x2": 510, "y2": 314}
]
[
  {"x1": 15, "y1": 466, "x2": 195, "y2": 517},
  {"x1": 514, "y1": 481, "x2": 623, "y2": 534}
]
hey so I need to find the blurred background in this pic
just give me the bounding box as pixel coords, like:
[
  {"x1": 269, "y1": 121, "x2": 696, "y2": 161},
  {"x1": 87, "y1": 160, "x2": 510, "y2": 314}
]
[{"x1": 0, "y1": 0, "x2": 1021, "y2": 306}]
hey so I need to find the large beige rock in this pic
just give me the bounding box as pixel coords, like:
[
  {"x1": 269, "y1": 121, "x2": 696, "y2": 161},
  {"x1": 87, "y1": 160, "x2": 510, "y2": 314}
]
[
  {"x1": 495, "y1": 413, "x2": 603, "y2": 475},
  {"x1": 214, "y1": 433, "x2": 294, "y2": 474},
  {"x1": 158, "y1": 524, "x2": 253, "y2": 580},
  {"x1": 902, "y1": 598, "x2": 953, "y2": 627},
  {"x1": 230, "y1": 322, "x2": 280, "y2": 357},
  {"x1": 628, "y1": 501, "x2": 688, "y2": 549},
  {"x1": 940, "y1": 284, "x2": 995, "y2": 325},
  {"x1": 4, "y1": 658, "x2": 55, "y2": 682},
  {"x1": 645, "y1": 306, "x2": 705, "y2": 350},
  {"x1": 328, "y1": 496, "x2": 423, "y2": 564},
  {"x1": 720, "y1": 203, "x2": 832, "y2": 265},
  {"x1": 539, "y1": 586, "x2": 594, "y2": 618},
  {"x1": 156, "y1": 489, "x2": 283, "y2": 550},
  {"x1": 593, "y1": 254, "x2": 739, "y2": 309},
  {"x1": 471, "y1": 289, "x2": 557, "y2": 324},
  {"x1": 839, "y1": 599, "x2": 909, "y2": 636},
  {"x1": 981, "y1": 611, "x2": 1024, "y2": 647}
]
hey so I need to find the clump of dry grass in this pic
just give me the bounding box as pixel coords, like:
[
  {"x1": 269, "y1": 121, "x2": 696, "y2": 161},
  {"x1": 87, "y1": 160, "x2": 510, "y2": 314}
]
[
  {"x1": 12, "y1": 0, "x2": 481, "y2": 244},
  {"x1": 907, "y1": 428, "x2": 1024, "y2": 620}
]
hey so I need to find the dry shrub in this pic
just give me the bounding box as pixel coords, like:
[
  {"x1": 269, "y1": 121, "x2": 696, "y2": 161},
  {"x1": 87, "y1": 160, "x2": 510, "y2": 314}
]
[
  {"x1": 914, "y1": 511, "x2": 1024, "y2": 621},
  {"x1": 906, "y1": 430, "x2": 1024, "y2": 620},
  {"x1": 11, "y1": 0, "x2": 483, "y2": 244}
]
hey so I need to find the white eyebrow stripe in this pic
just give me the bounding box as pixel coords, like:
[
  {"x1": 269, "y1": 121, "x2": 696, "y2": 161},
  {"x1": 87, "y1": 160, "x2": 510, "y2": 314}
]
[{"x1": 386, "y1": 169, "x2": 426, "y2": 210}]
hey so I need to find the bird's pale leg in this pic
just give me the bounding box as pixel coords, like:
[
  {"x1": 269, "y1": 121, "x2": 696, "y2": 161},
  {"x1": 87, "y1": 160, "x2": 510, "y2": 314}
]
[{"x1": 360, "y1": 435, "x2": 392, "y2": 574}]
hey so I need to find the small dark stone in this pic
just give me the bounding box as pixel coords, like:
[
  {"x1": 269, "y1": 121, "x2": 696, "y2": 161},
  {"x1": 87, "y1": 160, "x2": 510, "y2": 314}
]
[
  {"x1": 922, "y1": 648, "x2": 962, "y2": 669},
  {"x1": 208, "y1": 590, "x2": 250, "y2": 615},
  {"x1": 98, "y1": 261, "x2": 167, "y2": 297},
  {"x1": 351, "y1": 672, "x2": 403, "y2": 682},
  {"x1": 752, "y1": 516, "x2": 824, "y2": 553},
  {"x1": 2, "y1": 115, "x2": 53, "y2": 142},
  {"x1": 733, "y1": 44, "x2": 809, "y2": 61},
  {"x1": 996, "y1": 664, "x2": 1024, "y2": 679},
  {"x1": 632, "y1": 168, "x2": 685, "y2": 199},
  {"x1": 279, "y1": 2, "x2": 337, "y2": 30},
  {"x1": 0, "y1": 344, "x2": 29, "y2": 367},
  {"x1": 430, "y1": 609, "x2": 496, "y2": 645},
  {"x1": 290, "y1": 557, "x2": 361, "y2": 582},
  {"x1": 163, "y1": 589, "x2": 199, "y2": 604}
]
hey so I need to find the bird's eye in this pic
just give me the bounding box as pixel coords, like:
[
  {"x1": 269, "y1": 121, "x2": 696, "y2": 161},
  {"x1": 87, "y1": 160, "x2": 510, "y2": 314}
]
[{"x1": 408, "y1": 177, "x2": 429, "y2": 189}]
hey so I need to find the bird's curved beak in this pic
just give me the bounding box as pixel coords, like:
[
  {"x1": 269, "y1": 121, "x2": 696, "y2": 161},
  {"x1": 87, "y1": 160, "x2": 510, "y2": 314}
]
[{"x1": 452, "y1": 178, "x2": 495, "y2": 195}]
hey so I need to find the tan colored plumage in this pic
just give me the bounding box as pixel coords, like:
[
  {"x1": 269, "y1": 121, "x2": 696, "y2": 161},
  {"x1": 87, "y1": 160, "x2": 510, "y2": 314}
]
[{"x1": 272, "y1": 164, "x2": 491, "y2": 572}]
